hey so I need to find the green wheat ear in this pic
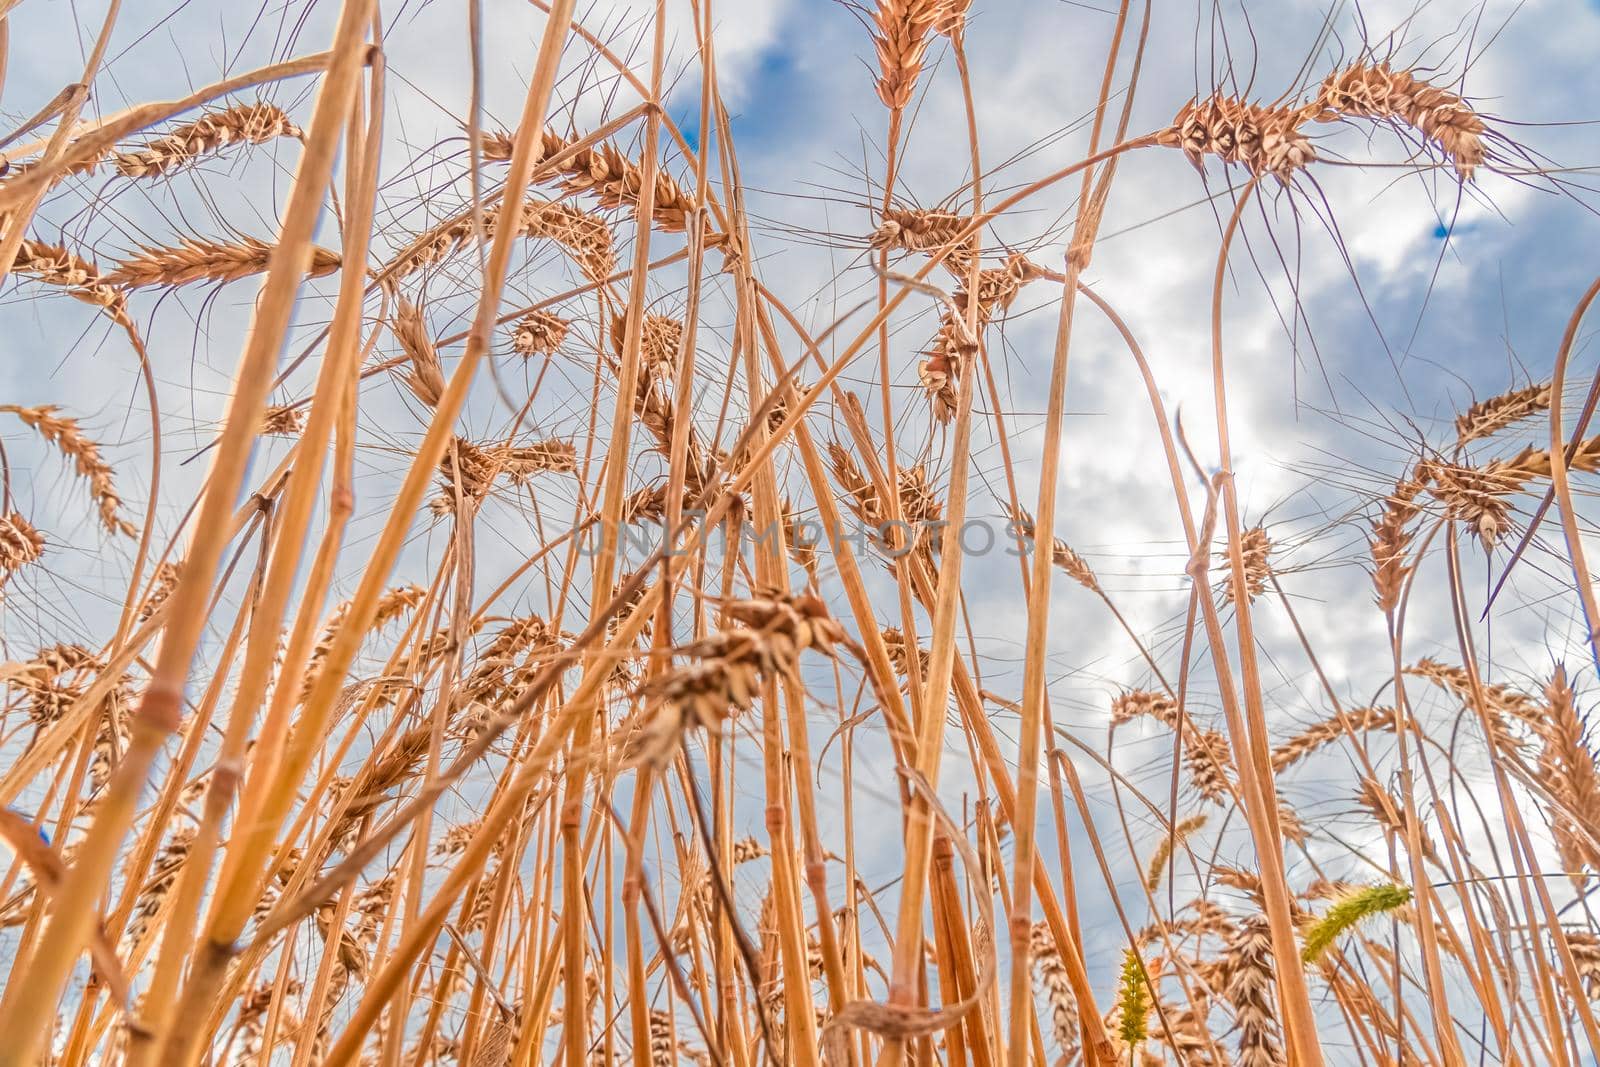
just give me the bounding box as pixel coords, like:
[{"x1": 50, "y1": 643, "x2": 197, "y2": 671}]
[
  {"x1": 1301, "y1": 883, "x2": 1413, "y2": 963},
  {"x1": 1117, "y1": 948, "x2": 1151, "y2": 1047}
]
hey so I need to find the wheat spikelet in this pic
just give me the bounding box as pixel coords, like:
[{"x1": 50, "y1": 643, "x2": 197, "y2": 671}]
[
  {"x1": 121, "y1": 827, "x2": 194, "y2": 953},
  {"x1": 781, "y1": 499, "x2": 819, "y2": 576},
  {"x1": 260, "y1": 404, "x2": 304, "y2": 437},
  {"x1": 510, "y1": 309, "x2": 569, "y2": 357},
  {"x1": 1029, "y1": 921, "x2": 1081, "y2": 1062},
  {"x1": 302, "y1": 585, "x2": 426, "y2": 700},
  {"x1": 1272, "y1": 706, "x2": 1398, "y2": 772},
  {"x1": 826, "y1": 440, "x2": 939, "y2": 555},
  {"x1": 1567, "y1": 931, "x2": 1600, "y2": 999},
  {"x1": 1405, "y1": 657, "x2": 1539, "y2": 732},
  {"x1": 921, "y1": 254, "x2": 1043, "y2": 420},
  {"x1": 1535, "y1": 668, "x2": 1600, "y2": 883},
  {"x1": 9, "y1": 644, "x2": 98, "y2": 728},
  {"x1": 1148, "y1": 1002, "x2": 1220, "y2": 1066},
  {"x1": 1220, "y1": 525, "x2": 1272, "y2": 604},
  {"x1": 933, "y1": 0, "x2": 972, "y2": 37},
  {"x1": 1111, "y1": 689, "x2": 1177, "y2": 726},
  {"x1": 1370, "y1": 472, "x2": 1428, "y2": 612},
  {"x1": 113, "y1": 101, "x2": 301, "y2": 177},
  {"x1": 394, "y1": 301, "x2": 446, "y2": 408},
  {"x1": 1455, "y1": 381, "x2": 1551, "y2": 448},
  {"x1": 1315, "y1": 64, "x2": 1487, "y2": 178},
  {"x1": 1218, "y1": 917, "x2": 1284, "y2": 1066},
  {"x1": 388, "y1": 199, "x2": 615, "y2": 284},
  {"x1": 12, "y1": 239, "x2": 125, "y2": 314},
  {"x1": 524, "y1": 199, "x2": 617, "y2": 280},
  {"x1": 1159, "y1": 94, "x2": 1316, "y2": 178},
  {"x1": 871, "y1": 0, "x2": 940, "y2": 110},
  {"x1": 1, "y1": 404, "x2": 135, "y2": 536},
  {"x1": 1300, "y1": 882, "x2": 1412, "y2": 963},
  {"x1": 631, "y1": 593, "x2": 844, "y2": 765},
  {"x1": 612, "y1": 312, "x2": 682, "y2": 371},
  {"x1": 869, "y1": 206, "x2": 972, "y2": 266},
  {"x1": 1420, "y1": 457, "x2": 1523, "y2": 547},
  {"x1": 1355, "y1": 776, "x2": 1442, "y2": 868},
  {"x1": 1116, "y1": 948, "x2": 1152, "y2": 1048},
  {"x1": 0, "y1": 511, "x2": 44, "y2": 574},
  {"x1": 881, "y1": 626, "x2": 930, "y2": 679},
  {"x1": 484, "y1": 125, "x2": 697, "y2": 232},
  {"x1": 1011, "y1": 506, "x2": 1099, "y2": 592},
  {"x1": 105, "y1": 236, "x2": 339, "y2": 289},
  {"x1": 1144, "y1": 814, "x2": 1208, "y2": 892}
]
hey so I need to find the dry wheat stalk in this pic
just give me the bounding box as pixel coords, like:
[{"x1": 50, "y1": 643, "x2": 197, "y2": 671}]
[
  {"x1": 1, "y1": 404, "x2": 135, "y2": 536},
  {"x1": 105, "y1": 236, "x2": 339, "y2": 289},
  {"x1": 113, "y1": 101, "x2": 301, "y2": 177},
  {"x1": 1314, "y1": 64, "x2": 1488, "y2": 178}
]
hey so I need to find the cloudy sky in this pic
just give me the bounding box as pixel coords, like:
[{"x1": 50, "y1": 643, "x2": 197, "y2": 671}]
[{"x1": 4, "y1": 0, "x2": 1600, "y2": 1032}]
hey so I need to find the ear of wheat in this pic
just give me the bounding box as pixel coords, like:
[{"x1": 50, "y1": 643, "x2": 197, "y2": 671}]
[
  {"x1": 1159, "y1": 94, "x2": 1316, "y2": 178},
  {"x1": 871, "y1": 0, "x2": 941, "y2": 110},
  {"x1": 1315, "y1": 64, "x2": 1488, "y2": 178},
  {"x1": 105, "y1": 237, "x2": 340, "y2": 289},
  {"x1": 0, "y1": 404, "x2": 135, "y2": 536},
  {"x1": 0, "y1": 511, "x2": 44, "y2": 573},
  {"x1": 113, "y1": 101, "x2": 301, "y2": 177}
]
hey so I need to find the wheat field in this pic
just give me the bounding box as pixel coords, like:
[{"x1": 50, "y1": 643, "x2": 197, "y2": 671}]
[{"x1": 1, "y1": 0, "x2": 1598, "y2": 1064}]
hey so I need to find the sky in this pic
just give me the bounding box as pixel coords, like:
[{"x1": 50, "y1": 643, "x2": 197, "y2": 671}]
[{"x1": 3, "y1": 0, "x2": 1600, "y2": 1049}]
